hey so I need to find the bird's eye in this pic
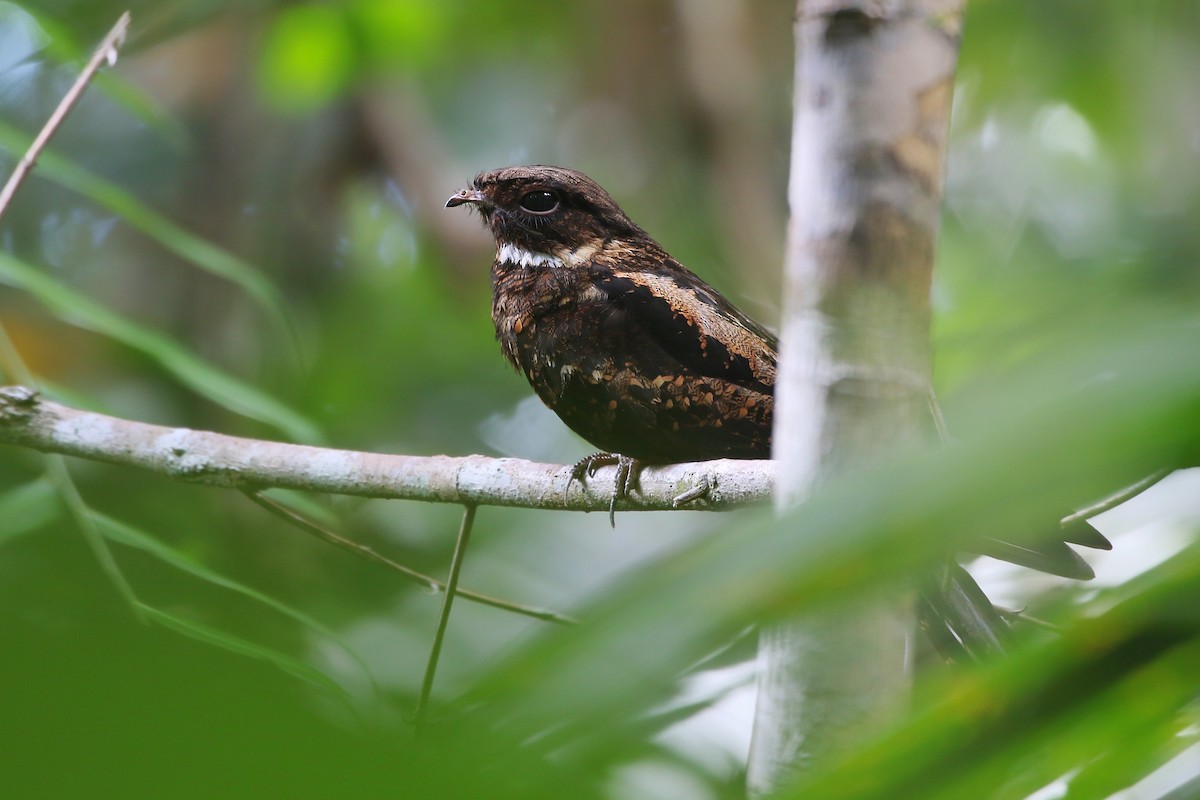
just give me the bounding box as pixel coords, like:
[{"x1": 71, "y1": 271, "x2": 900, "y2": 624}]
[{"x1": 519, "y1": 190, "x2": 559, "y2": 214}]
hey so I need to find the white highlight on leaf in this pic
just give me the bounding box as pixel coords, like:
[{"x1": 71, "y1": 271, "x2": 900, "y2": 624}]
[
  {"x1": 1034, "y1": 103, "x2": 1097, "y2": 160},
  {"x1": 496, "y1": 242, "x2": 563, "y2": 269}
]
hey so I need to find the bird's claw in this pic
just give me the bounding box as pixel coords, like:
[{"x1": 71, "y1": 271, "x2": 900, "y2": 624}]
[
  {"x1": 672, "y1": 478, "x2": 712, "y2": 507},
  {"x1": 567, "y1": 452, "x2": 641, "y2": 527}
]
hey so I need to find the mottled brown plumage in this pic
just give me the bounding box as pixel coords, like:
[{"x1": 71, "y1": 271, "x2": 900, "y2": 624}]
[
  {"x1": 447, "y1": 165, "x2": 776, "y2": 464},
  {"x1": 446, "y1": 165, "x2": 1111, "y2": 590}
]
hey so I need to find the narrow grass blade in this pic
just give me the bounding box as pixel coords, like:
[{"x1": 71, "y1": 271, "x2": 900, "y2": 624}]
[{"x1": 0, "y1": 250, "x2": 321, "y2": 442}]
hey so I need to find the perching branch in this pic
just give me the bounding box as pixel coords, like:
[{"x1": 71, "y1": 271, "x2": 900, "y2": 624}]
[{"x1": 0, "y1": 386, "x2": 775, "y2": 512}]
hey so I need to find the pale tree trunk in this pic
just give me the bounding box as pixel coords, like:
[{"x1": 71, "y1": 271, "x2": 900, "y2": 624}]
[{"x1": 747, "y1": 1, "x2": 964, "y2": 794}]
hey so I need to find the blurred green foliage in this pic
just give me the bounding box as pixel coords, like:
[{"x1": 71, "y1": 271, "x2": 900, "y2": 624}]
[{"x1": 0, "y1": 1, "x2": 1197, "y2": 797}]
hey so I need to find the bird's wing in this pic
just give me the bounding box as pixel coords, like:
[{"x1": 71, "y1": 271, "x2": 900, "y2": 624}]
[{"x1": 594, "y1": 254, "x2": 777, "y2": 394}]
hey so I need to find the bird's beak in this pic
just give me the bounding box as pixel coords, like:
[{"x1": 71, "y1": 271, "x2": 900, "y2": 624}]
[{"x1": 445, "y1": 188, "x2": 487, "y2": 208}]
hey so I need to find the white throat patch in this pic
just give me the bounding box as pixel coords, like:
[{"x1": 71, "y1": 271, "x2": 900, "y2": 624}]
[{"x1": 496, "y1": 242, "x2": 564, "y2": 269}]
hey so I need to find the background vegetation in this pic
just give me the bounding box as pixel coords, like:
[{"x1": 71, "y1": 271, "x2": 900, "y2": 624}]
[{"x1": 0, "y1": 1, "x2": 1197, "y2": 797}]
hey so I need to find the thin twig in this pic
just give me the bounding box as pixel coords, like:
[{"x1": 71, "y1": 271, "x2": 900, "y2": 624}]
[
  {"x1": 1059, "y1": 469, "x2": 1172, "y2": 529},
  {"x1": 244, "y1": 491, "x2": 575, "y2": 625},
  {"x1": 927, "y1": 386, "x2": 954, "y2": 445},
  {"x1": 0, "y1": 12, "x2": 132, "y2": 218},
  {"x1": 995, "y1": 606, "x2": 1061, "y2": 632},
  {"x1": 414, "y1": 505, "x2": 476, "y2": 731},
  {"x1": 0, "y1": 12, "x2": 140, "y2": 619}
]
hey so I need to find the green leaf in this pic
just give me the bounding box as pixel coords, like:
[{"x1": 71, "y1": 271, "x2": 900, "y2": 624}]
[
  {"x1": 257, "y1": 5, "x2": 357, "y2": 112},
  {"x1": 451, "y1": 310, "x2": 1200, "y2": 788},
  {"x1": 93, "y1": 510, "x2": 374, "y2": 691},
  {"x1": 138, "y1": 603, "x2": 348, "y2": 698},
  {"x1": 783, "y1": 548, "x2": 1200, "y2": 800},
  {"x1": 0, "y1": 251, "x2": 322, "y2": 443},
  {"x1": 0, "y1": 477, "x2": 60, "y2": 543},
  {"x1": 0, "y1": 121, "x2": 296, "y2": 348}
]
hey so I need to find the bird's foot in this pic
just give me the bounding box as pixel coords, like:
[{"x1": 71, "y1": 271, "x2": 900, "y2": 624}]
[
  {"x1": 568, "y1": 452, "x2": 642, "y2": 527},
  {"x1": 672, "y1": 478, "x2": 712, "y2": 508}
]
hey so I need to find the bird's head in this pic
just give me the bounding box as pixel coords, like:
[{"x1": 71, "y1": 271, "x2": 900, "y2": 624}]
[{"x1": 446, "y1": 165, "x2": 648, "y2": 266}]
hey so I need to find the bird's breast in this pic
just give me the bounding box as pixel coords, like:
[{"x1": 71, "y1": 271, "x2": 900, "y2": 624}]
[{"x1": 491, "y1": 261, "x2": 604, "y2": 374}]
